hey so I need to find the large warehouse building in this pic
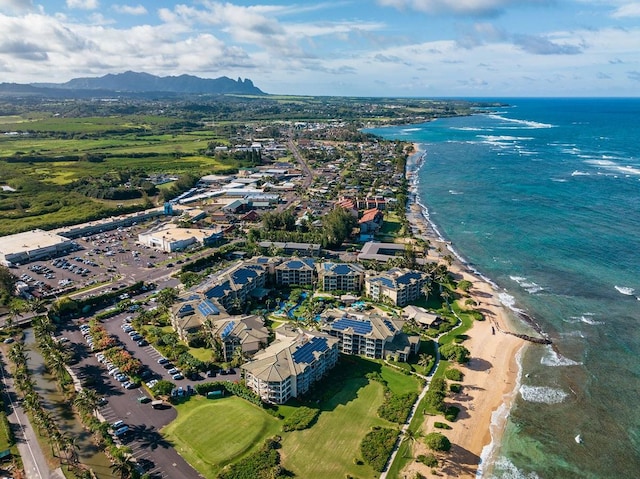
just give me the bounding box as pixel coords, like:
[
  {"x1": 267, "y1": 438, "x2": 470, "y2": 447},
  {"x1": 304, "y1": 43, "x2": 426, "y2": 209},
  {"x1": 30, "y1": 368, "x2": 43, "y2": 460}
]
[{"x1": 0, "y1": 229, "x2": 76, "y2": 266}]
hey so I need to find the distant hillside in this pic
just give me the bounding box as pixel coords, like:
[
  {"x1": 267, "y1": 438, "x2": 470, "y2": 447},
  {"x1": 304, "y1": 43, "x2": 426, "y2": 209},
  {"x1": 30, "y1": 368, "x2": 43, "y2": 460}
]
[{"x1": 0, "y1": 71, "x2": 265, "y2": 98}]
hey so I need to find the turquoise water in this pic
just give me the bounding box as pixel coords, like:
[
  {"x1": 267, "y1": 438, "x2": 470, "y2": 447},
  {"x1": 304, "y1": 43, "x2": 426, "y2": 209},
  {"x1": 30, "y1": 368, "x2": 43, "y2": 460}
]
[{"x1": 366, "y1": 98, "x2": 640, "y2": 479}]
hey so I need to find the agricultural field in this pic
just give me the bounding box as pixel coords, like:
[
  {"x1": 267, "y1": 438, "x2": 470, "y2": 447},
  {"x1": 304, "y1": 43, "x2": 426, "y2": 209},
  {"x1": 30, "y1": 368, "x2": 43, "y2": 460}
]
[{"x1": 0, "y1": 114, "x2": 252, "y2": 236}]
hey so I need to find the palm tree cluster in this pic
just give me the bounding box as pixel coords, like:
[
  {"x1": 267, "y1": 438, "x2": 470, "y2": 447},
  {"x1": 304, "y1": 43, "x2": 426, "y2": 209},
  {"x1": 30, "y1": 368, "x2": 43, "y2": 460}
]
[
  {"x1": 32, "y1": 316, "x2": 73, "y2": 389},
  {"x1": 7, "y1": 341, "x2": 78, "y2": 467}
]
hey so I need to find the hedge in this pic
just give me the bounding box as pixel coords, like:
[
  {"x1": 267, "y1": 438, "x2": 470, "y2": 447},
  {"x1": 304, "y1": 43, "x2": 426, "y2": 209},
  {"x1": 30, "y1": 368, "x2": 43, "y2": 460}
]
[{"x1": 282, "y1": 406, "x2": 319, "y2": 432}]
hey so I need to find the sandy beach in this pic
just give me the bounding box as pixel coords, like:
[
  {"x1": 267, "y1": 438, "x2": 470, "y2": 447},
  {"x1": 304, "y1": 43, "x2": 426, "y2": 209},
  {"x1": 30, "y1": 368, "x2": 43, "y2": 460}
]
[{"x1": 403, "y1": 145, "x2": 526, "y2": 478}]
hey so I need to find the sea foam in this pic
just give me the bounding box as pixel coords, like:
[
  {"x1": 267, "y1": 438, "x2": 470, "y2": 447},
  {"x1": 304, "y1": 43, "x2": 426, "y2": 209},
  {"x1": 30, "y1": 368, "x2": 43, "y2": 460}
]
[
  {"x1": 540, "y1": 346, "x2": 582, "y2": 366},
  {"x1": 486, "y1": 457, "x2": 542, "y2": 479},
  {"x1": 615, "y1": 285, "x2": 635, "y2": 295},
  {"x1": 519, "y1": 385, "x2": 569, "y2": 404}
]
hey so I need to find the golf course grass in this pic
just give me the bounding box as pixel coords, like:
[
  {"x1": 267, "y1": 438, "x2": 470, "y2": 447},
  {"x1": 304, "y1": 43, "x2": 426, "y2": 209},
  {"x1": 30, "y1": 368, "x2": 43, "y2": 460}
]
[{"x1": 163, "y1": 396, "x2": 281, "y2": 478}]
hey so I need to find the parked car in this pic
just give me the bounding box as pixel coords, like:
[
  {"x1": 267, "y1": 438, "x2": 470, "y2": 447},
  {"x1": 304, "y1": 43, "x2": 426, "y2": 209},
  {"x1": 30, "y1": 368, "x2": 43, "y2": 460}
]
[
  {"x1": 157, "y1": 358, "x2": 169, "y2": 365},
  {"x1": 167, "y1": 368, "x2": 179, "y2": 375},
  {"x1": 172, "y1": 373, "x2": 184, "y2": 380}
]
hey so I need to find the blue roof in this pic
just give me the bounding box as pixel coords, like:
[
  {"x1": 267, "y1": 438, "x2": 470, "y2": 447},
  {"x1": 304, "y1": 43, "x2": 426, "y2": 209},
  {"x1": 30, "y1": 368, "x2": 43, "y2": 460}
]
[
  {"x1": 292, "y1": 337, "x2": 329, "y2": 364},
  {"x1": 230, "y1": 264, "x2": 263, "y2": 285},
  {"x1": 221, "y1": 321, "x2": 235, "y2": 339},
  {"x1": 198, "y1": 299, "x2": 220, "y2": 316},
  {"x1": 332, "y1": 317, "x2": 372, "y2": 335}
]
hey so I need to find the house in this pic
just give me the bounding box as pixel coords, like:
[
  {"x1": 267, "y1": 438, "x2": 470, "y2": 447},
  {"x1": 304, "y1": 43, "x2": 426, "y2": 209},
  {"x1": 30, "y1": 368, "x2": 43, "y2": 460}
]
[
  {"x1": 275, "y1": 258, "x2": 315, "y2": 286},
  {"x1": 222, "y1": 199, "x2": 249, "y2": 214},
  {"x1": 316, "y1": 262, "x2": 365, "y2": 292},
  {"x1": 240, "y1": 210, "x2": 261, "y2": 222},
  {"x1": 321, "y1": 312, "x2": 419, "y2": 362},
  {"x1": 403, "y1": 305, "x2": 443, "y2": 329},
  {"x1": 365, "y1": 268, "x2": 430, "y2": 306},
  {"x1": 358, "y1": 208, "x2": 384, "y2": 234},
  {"x1": 242, "y1": 329, "x2": 339, "y2": 404}
]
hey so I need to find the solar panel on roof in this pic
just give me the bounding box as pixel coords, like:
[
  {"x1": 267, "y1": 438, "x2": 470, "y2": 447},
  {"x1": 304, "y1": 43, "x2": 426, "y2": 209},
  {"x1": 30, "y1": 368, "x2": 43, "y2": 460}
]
[
  {"x1": 332, "y1": 264, "x2": 353, "y2": 275},
  {"x1": 332, "y1": 318, "x2": 372, "y2": 335},
  {"x1": 376, "y1": 277, "x2": 395, "y2": 288},
  {"x1": 292, "y1": 337, "x2": 328, "y2": 364},
  {"x1": 198, "y1": 299, "x2": 220, "y2": 316},
  {"x1": 178, "y1": 304, "x2": 195, "y2": 317},
  {"x1": 287, "y1": 260, "x2": 303, "y2": 269},
  {"x1": 383, "y1": 320, "x2": 396, "y2": 332},
  {"x1": 221, "y1": 321, "x2": 235, "y2": 339},
  {"x1": 396, "y1": 272, "x2": 422, "y2": 285},
  {"x1": 232, "y1": 268, "x2": 257, "y2": 285},
  {"x1": 205, "y1": 281, "x2": 231, "y2": 299}
]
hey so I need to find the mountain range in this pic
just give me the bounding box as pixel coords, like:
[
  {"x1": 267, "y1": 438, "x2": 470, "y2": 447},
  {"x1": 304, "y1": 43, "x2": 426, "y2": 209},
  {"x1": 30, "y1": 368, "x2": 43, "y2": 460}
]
[{"x1": 0, "y1": 71, "x2": 265, "y2": 98}]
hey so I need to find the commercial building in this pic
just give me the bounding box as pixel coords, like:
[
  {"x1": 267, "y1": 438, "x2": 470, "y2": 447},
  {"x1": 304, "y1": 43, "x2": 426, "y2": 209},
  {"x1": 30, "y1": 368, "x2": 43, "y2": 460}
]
[
  {"x1": 137, "y1": 224, "x2": 222, "y2": 252},
  {"x1": 0, "y1": 229, "x2": 76, "y2": 266},
  {"x1": 275, "y1": 258, "x2": 315, "y2": 286}
]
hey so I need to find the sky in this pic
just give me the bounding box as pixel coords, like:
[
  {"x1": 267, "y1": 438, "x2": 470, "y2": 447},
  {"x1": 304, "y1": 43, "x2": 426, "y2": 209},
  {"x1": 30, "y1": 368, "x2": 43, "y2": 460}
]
[{"x1": 0, "y1": 0, "x2": 639, "y2": 97}]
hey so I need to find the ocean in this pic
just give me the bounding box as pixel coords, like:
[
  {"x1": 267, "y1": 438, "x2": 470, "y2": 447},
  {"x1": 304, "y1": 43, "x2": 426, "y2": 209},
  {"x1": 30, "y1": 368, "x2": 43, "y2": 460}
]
[{"x1": 365, "y1": 98, "x2": 640, "y2": 479}]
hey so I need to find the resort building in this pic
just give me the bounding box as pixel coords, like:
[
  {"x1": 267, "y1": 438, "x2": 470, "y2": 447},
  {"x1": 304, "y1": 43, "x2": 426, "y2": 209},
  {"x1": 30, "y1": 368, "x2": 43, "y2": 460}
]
[
  {"x1": 358, "y1": 208, "x2": 384, "y2": 234},
  {"x1": 242, "y1": 329, "x2": 339, "y2": 404},
  {"x1": 196, "y1": 261, "x2": 268, "y2": 313},
  {"x1": 210, "y1": 315, "x2": 270, "y2": 362},
  {"x1": 365, "y1": 268, "x2": 430, "y2": 307},
  {"x1": 316, "y1": 262, "x2": 365, "y2": 292},
  {"x1": 275, "y1": 258, "x2": 316, "y2": 286},
  {"x1": 321, "y1": 312, "x2": 419, "y2": 362}
]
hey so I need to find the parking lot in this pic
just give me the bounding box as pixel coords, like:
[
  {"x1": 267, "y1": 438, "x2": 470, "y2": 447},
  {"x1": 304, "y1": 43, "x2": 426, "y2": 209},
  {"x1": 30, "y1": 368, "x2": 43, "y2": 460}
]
[
  {"x1": 60, "y1": 308, "x2": 242, "y2": 479},
  {"x1": 12, "y1": 222, "x2": 187, "y2": 301}
]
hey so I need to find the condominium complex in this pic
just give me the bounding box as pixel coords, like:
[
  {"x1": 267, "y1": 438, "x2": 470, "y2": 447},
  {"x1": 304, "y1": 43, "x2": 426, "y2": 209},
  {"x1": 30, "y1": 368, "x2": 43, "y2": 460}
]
[{"x1": 242, "y1": 329, "x2": 339, "y2": 404}]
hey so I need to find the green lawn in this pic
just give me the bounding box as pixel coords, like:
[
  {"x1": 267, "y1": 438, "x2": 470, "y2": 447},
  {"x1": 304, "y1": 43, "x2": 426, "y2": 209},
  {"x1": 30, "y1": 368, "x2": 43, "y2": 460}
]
[
  {"x1": 163, "y1": 396, "x2": 281, "y2": 478},
  {"x1": 280, "y1": 359, "x2": 420, "y2": 478}
]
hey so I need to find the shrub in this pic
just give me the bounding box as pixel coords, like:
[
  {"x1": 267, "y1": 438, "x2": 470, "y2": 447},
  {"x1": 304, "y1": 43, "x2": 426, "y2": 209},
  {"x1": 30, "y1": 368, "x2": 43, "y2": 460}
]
[
  {"x1": 449, "y1": 384, "x2": 462, "y2": 394},
  {"x1": 152, "y1": 380, "x2": 176, "y2": 397},
  {"x1": 444, "y1": 406, "x2": 460, "y2": 422},
  {"x1": 444, "y1": 368, "x2": 464, "y2": 381},
  {"x1": 424, "y1": 432, "x2": 451, "y2": 452},
  {"x1": 217, "y1": 438, "x2": 288, "y2": 479},
  {"x1": 417, "y1": 453, "x2": 438, "y2": 467},
  {"x1": 360, "y1": 427, "x2": 398, "y2": 472},
  {"x1": 439, "y1": 343, "x2": 470, "y2": 364},
  {"x1": 378, "y1": 392, "x2": 418, "y2": 423},
  {"x1": 433, "y1": 422, "x2": 451, "y2": 430},
  {"x1": 282, "y1": 406, "x2": 319, "y2": 431}
]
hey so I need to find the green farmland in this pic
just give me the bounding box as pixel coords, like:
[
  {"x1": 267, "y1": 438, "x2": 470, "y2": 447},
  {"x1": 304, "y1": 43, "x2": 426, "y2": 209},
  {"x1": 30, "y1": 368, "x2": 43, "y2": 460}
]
[{"x1": 0, "y1": 114, "x2": 253, "y2": 236}]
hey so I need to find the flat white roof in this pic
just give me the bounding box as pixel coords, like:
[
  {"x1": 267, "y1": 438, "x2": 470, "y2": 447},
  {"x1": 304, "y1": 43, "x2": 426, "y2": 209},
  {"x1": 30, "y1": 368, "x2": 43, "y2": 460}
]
[{"x1": 0, "y1": 229, "x2": 72, "y2": 256}]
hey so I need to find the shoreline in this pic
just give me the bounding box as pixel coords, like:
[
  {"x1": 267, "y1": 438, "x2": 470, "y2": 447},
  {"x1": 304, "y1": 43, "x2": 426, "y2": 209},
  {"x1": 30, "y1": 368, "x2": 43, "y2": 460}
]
[{"x1": 403, "y1": 144, "x2": 526, "y2": 478}]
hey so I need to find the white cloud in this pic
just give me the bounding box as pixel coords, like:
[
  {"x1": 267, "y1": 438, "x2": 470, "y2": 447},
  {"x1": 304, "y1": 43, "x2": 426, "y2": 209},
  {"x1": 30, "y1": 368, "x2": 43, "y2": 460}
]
[
  {"x1": 611, "y1": 2, "x2": 640, "y2": 17},
  {"x1": 113, "y1": 4, "x2": 147, "y2": 16},
  {"x1": 0, "y1": 0, "x2": 35, "y2": 13},
  {"x1": 66, "y1": 0, "x2": 99, "y2": 10},
  {"x1": 377, "y1": 0, "x2": 550, "y2": 17}
]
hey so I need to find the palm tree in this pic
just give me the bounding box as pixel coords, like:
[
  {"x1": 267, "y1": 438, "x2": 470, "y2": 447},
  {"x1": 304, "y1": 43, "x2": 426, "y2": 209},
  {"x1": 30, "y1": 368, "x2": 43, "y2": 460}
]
[
  {"x1": 110, "y1": 448, "x2": 136, "y2": 479},
  {"x1": 418, "y1": 353, "x2": 433, "y2": 373},
  {"x1": 421, "y1": 282, "x2": 433, "y2": 303},
  {"x1": 401, "y1": 428, "x2": 421, "y2": 458},
  {"x1": 74, "y1": 388, "x2": 99, "y2": 416}
]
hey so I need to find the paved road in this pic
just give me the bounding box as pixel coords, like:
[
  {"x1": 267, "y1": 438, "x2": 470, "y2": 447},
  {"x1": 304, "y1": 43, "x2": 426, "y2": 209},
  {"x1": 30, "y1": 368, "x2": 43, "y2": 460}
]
[
  {"x1": 288, "y1": 139, "x2": 314, "y2": 188},
  {"x1": 0, "y1": 351, "x2": 53, "y2": 479}
]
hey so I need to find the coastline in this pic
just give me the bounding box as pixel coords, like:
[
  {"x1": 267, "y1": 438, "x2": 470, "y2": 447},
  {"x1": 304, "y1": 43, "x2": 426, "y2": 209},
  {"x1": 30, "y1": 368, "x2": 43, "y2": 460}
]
[{"x1": 403, "y1": 145, "x2": 526, "y2": 478}]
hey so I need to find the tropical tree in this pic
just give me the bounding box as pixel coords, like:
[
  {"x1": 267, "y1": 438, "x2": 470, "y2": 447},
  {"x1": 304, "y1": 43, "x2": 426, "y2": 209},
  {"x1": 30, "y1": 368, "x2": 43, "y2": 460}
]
[
  {"x1": 418, "y1": 353, "x2": 433, "y2": 372},
  {"x1": 421, "y1": 282, "x2": 433, "y2": 303},
  {"x1": 74, "y1": 388, "x2": 100, "y2": 416},
  {"x1": 110, "y1": 448, "x2": 136, "y2": 479}
]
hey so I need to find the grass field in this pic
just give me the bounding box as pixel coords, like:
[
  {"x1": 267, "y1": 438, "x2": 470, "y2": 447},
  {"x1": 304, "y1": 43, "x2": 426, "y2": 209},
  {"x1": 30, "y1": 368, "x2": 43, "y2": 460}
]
[
  {"x1": 163, "y1": 396, "x2": 281, "y2": 478},
  {"x1": 160, "y1": 356, "x2": 420, "y2": 479},
  {"x1": 280, "y1": 357, "x2": 420, "y2": 478}
]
